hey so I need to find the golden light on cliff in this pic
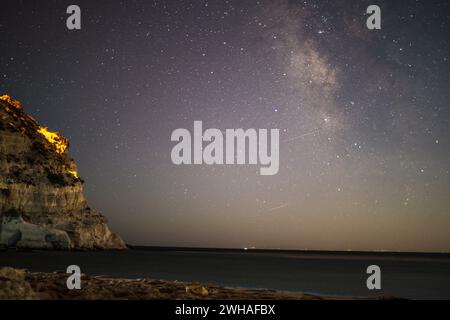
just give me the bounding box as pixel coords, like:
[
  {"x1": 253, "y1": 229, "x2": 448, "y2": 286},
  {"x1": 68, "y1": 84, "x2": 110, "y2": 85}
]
[
  {"x1": 0, "y1": 94, "x2": 22, "y2": 109},
  {"x1": 37, "y1": 126, "x2": 69, "y2": 154},
  {"x1": 68, "y1": 170, "x2": 79, "y2": 179}
]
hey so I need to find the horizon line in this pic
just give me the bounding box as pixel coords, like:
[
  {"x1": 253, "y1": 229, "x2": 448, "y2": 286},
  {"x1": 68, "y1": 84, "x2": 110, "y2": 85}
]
[{"x1": 126, "y1": 245, "x2": 450, "y2": 256}]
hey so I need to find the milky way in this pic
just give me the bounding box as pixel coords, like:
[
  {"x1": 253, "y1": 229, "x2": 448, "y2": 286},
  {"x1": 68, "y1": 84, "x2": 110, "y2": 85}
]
[{"x1": 1, "y1": 0, "x2": 449, "y2": 251}]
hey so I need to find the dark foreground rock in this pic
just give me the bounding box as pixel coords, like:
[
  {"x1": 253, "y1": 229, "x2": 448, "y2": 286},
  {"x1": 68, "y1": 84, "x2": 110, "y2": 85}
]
[{"x1": 0, "y1": 267, "x2": 396, "y2": 300}]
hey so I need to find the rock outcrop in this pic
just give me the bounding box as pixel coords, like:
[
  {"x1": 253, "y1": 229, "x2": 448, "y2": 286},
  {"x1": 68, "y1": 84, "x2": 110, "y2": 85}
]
[
  {"x1": 0, "y1": 95, "x2": 126, "y2": 250},
  {"x1": 0, "y1": 268, "x2": 36, "y2": 299},
  {"x1": 0, "y1": 267, "x2": 394, "y2": 300}
]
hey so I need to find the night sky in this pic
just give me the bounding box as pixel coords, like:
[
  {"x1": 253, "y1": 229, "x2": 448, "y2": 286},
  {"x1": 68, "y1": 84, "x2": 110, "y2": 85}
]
[{"x1": 1, "y1": 0, "x2": 449, "y2": 252}]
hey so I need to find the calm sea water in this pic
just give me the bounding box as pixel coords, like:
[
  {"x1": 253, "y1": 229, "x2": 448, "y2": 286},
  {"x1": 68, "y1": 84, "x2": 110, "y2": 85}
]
[{"x1": 1, "y1": 249, "x2": 449, "y2": 299}]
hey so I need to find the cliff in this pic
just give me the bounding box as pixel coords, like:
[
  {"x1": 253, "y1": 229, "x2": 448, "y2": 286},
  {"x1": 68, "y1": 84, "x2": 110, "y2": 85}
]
[{"x1": 0, "y1": 95, "x2": 126, "y2": 250}]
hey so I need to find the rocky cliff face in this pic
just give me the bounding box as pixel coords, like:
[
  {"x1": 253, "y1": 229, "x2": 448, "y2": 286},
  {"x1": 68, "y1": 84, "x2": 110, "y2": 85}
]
[{"x1": 0, "y1": 95, "x2": 126, "y2": 250}]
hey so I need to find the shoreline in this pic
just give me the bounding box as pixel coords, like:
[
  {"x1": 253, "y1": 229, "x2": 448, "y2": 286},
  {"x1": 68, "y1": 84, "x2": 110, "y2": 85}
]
[
  {"x1": 0, "y1": 267, "x2": 396, "y2": 300},
  {"x1": 2, "y1": 249, "x2": 447, "y2": 299}
]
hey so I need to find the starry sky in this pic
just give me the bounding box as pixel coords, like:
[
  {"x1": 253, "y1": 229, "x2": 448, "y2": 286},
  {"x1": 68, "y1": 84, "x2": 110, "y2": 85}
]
[{"x1": 1, "y1": 0, "x2": 449, "y2": 252}]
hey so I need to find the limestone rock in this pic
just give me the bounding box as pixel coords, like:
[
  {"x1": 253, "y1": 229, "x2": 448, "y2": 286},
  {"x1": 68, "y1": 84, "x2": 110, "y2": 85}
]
[
  {"x1": 0, "y1": 95, "x2": 126, "y2": 250},
  {"x1": 1, "y1": 211, "x2": 70, "y2": 249},
  {"x1": 0, "y1": 267, "x2": 36, "y2": 300}
]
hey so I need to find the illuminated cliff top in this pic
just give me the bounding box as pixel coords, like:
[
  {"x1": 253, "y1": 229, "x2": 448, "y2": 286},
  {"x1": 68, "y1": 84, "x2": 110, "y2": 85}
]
[
  {"x1": 37, "y1": 127, "x2": 69, "y2": 155},
  {"x1": 0, "y1": 94, "x2": 68, "y2": 155},
  {"x1": 0, "y1": 95, "x2": 22, "y2": 110},
  {"x1": 1, "y1": 94, "x2": 78, "y2": 179}
]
